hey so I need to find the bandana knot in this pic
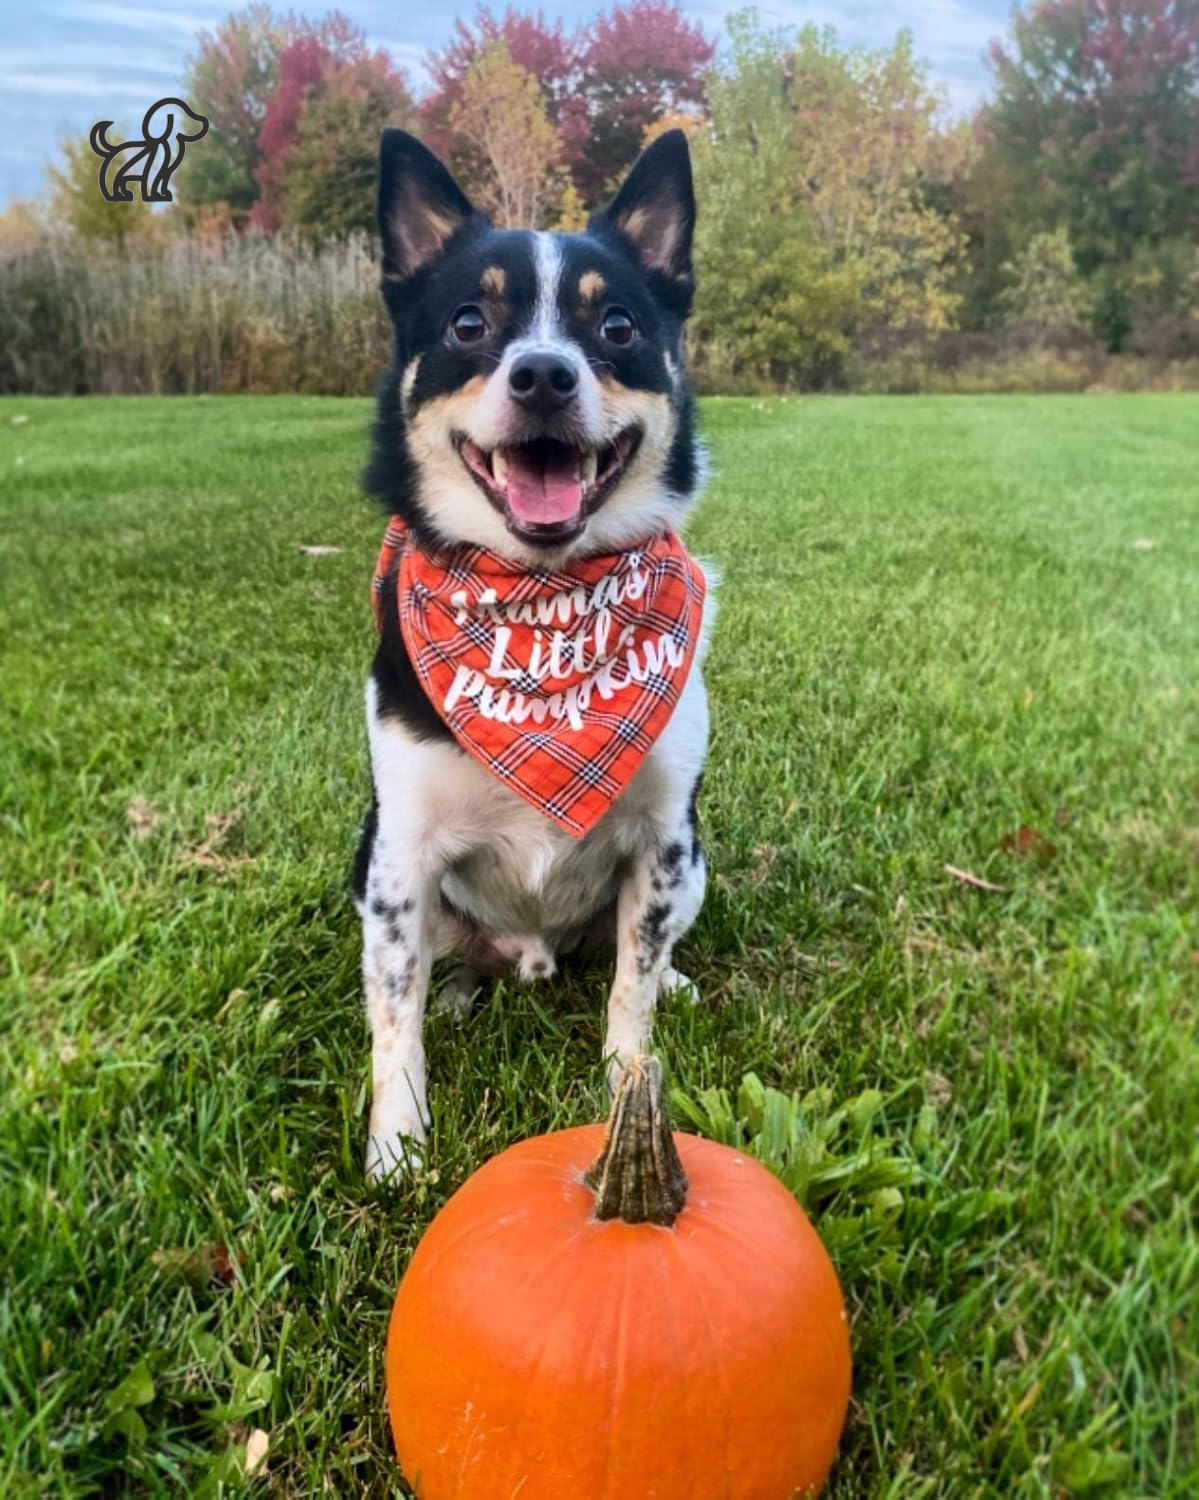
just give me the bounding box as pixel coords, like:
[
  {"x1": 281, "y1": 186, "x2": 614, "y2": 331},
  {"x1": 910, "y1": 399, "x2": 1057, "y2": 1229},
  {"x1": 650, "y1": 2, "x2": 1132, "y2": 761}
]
[{"x1": 372, "y1": 518, "x2": 706, "y2": 837}]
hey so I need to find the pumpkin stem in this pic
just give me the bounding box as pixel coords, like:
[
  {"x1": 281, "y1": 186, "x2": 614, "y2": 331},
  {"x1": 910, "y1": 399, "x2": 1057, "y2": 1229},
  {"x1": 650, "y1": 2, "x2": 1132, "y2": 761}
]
[{"x1": 585, "y1": 1056, "x2": 688, "y2": 1227}]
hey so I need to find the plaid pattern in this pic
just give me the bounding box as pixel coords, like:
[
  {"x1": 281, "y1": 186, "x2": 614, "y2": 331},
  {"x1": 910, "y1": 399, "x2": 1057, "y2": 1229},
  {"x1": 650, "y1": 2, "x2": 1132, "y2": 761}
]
[{"x1": 372, "y1": 517, "x2": 706, "y2": 838}]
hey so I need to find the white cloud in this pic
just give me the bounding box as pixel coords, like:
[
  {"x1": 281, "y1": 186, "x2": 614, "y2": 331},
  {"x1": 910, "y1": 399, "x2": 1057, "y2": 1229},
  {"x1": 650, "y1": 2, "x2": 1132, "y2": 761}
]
[
  {"x1": 0, "y1": 68, "x2": 175, "y2": 98},
  {"x1": 52, "y1": 2, "x2": 221, "y2": 38}
]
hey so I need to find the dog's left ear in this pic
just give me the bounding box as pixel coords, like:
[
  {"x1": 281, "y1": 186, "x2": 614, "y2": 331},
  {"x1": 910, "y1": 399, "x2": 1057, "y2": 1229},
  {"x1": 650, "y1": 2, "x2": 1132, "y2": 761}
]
[{"x1": 590, "y1": 129, "x2": 695, "y2": 285}]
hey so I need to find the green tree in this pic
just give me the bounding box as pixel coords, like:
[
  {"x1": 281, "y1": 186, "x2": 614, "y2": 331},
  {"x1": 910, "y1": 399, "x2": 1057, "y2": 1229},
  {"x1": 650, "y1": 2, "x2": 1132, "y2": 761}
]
[
  {"x1": 786, "y1": 25, "x2": 968, "y2": 333},
  {"x1": 692, "y1": 13, "x2": 968, "y2": 384},
  {"x1": 692, "y1": 18, "x2": 861, "y2": 385},
  {"x1": 179, "y1": 4, "x2": 285, "y2": 223},
  {"x1": 49, "y1": 133, "x2": 154, "y2": 246},
  {"x1": 281, "y1": 55, "x2": 413, "y2": 239},
  {"x1": 997, "y1": 227, "x2": 1090, "y2": 326},
  {"x1": 982, "y1": 0, "x2": 1199, "y2": 344},
  {"x1": 450, "y1": 41, "x2": 565, "y2": 228}
]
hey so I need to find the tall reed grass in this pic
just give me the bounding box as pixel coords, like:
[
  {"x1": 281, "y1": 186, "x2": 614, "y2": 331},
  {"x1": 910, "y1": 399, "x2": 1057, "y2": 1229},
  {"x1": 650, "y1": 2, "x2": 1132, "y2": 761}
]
[
  {"x1": 3, "y1": 229, "x2": 1198, "y2": 397},
  {"x1": 0, "y1": 231, "x2": 390, "y2": 396}
]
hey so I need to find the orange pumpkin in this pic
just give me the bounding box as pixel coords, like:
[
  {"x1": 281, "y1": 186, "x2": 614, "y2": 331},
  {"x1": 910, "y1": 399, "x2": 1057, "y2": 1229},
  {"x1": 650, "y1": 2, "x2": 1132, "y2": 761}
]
[{"x1": 386, "y1": 1057, "x2": 851, "y2": 1498}]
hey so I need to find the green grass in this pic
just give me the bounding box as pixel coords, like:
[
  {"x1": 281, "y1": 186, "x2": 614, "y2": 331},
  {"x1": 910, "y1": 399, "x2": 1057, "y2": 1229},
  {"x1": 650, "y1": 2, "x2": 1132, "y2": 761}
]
[{"x1": 1, "y1": 393, "x2": 1196, "y2": 1498}]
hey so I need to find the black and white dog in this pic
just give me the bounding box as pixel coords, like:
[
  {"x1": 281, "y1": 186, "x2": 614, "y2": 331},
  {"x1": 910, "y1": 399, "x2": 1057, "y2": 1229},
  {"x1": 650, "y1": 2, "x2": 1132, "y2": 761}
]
[{"x1": 353, "y1": 128, "x2": 714, "y2": 1181}]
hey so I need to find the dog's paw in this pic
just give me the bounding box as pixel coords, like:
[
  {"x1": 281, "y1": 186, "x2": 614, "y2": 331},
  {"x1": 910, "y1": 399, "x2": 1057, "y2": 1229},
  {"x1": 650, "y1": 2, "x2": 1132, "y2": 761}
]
[
  {"x1": 659, "y1": 966, "x2": 700, "y2": 1006},
  {"x1": 431, "y1": 966, "x2": 479, "y2": 1021},
  {"x1": 365, "y1": 1130, "x2": 424, "y2": 1186}
]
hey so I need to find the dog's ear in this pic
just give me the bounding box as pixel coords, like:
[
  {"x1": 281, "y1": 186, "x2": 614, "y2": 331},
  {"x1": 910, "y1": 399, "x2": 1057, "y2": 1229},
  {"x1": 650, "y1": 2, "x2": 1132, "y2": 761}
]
[
  {"x1": 590, "y1": 129, "x2": 695, "y2": 285},
  {"x1": 378, "y1": 130, "x2": 485, "y2": 283}
]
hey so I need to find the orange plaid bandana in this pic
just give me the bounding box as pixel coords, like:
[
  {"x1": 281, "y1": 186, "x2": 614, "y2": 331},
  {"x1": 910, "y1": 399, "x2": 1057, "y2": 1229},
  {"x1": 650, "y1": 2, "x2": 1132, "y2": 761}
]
[{"x1": 372, "y1": 518, "x2": 706, "y2": 837}]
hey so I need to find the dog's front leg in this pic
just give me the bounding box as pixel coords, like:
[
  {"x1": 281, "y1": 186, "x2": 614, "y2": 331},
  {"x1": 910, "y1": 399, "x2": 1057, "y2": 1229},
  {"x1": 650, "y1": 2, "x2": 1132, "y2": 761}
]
[
  {"x1": 362, "y1": 844, "x2": 438, "y2": 1183},
  {"x1": 604, "y1": 818, "x2": 706, "y2": 1090}
]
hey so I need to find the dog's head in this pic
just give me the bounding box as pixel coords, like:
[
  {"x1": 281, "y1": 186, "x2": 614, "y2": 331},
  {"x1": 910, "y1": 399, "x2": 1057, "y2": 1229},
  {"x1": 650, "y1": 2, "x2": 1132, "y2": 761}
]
[{"x1": 366, "y1": 129, "x2": 700, "y2": 563}]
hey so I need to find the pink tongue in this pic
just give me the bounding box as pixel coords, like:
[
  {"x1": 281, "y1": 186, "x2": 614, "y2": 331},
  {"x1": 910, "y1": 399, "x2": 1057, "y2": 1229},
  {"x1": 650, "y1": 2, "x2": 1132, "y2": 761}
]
[{"x1": 504, "y1": 446, "x2": 583, "y2": 526}]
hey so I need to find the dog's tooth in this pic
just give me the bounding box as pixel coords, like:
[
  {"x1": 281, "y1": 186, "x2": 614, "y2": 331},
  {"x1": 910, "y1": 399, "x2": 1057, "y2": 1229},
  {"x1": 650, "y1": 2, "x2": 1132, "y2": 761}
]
[
  {"x1": 492, "y1": 448, "x2": 508, "y2": 484},
  {"x1": 582, "y1": 449, "x2": 598, "y2": 488}
]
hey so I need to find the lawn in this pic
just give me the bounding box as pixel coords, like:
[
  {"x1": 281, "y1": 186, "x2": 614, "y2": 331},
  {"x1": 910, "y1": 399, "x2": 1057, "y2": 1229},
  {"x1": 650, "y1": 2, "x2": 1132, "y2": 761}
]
[{"x1": 1, "y1": 393, "x2": 1196, "y2": 1498}]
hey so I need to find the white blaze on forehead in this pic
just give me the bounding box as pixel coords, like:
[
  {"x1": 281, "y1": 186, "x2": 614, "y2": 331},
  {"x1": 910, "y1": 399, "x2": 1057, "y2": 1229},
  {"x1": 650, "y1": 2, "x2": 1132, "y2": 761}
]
[{"x1": 532, "y1": 231, "x2": 564, "y2": 341}]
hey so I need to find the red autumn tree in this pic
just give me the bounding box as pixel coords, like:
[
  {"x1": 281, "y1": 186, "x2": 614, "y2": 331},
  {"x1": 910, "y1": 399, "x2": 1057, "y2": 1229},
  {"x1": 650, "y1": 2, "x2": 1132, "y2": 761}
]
[
  {"x1": 281, "y1": 51, "x2": 414, "y2": 239},
  {"x1": 420, "y1": 6, "x2": 576, "y2": 184},
  {"x1": 423, "y1": 1, "x2": 714, "y2": 208},
  {"x1": 181, "y1": 3, "x2": 288, "y2": 222},
  {"x1": 985, "y1": 0, "x2": 1199, "y2": 258},
  {"x1": 571, "y1": 0, "x2": 714, "y2": 200},
  {"x1": 981, "y1": 0, "x2": 1199, "y2": 341},
  {"x1": 251, "y1": 35, "x2": 336, "y2": 230}
]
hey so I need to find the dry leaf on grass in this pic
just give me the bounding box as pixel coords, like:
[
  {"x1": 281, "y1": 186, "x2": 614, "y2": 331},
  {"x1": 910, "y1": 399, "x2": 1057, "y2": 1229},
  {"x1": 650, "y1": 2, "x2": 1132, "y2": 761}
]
[
  {"x1": 151, "y1": 1242, "x2": 247, "y2": 1288},
  {"x1": 923, "y1": 1069, "x2": 953, "y2": 1108},
  {"x1": 125, "y1": 796, "x2": 163, "y2": 839},
  {"x1": 944, "y1": 863, "x2": 1007, "y2": 894},
  {"x1": 298, "y1": 545, "x2": 343, "y2": 557},
  {"x1": 999, "y1": 825, "x2": 1057, "y2": 860},
  {"x1": 11, "y1": 414, "x2": 28, "y2": 426},
  {"x1": 1130, "y1": 538, "x2": 1157, "y2": 551},
  {"x1": 181, "y1": 808, "x2": 247, "y2": 870},
  {"x1": 245, "y1": 1428, "x2": 269, "y2": 1475}
]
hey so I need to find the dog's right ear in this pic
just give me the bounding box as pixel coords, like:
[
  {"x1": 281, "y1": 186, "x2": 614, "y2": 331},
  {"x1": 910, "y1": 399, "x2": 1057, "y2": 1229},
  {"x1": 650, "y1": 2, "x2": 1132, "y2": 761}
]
[{"x1": 378, "y1": 130, "x2": 484, "y2": 283}]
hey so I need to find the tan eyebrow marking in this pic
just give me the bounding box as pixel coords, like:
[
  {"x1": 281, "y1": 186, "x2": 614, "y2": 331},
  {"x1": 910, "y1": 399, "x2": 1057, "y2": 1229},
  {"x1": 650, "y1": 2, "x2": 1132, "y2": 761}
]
[
  {"x1": 579, "y1": 270, "x2": 606, "y2": 303},
  {"x1": 480, "y1": 266, "x2": 506, "y2": 296}
]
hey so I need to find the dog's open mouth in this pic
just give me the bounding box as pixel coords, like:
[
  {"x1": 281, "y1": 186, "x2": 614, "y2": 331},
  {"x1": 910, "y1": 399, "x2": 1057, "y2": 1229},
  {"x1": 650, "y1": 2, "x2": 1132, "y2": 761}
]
[{"x1": 457, "y1": 429, "x2": 641, "y2": 544}]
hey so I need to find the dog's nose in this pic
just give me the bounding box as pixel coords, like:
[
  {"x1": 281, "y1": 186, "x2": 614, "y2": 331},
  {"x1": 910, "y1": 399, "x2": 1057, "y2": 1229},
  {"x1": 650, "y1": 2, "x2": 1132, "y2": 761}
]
[{"x1": 508, "y1": 351, "x2": 579, "y2": 414}]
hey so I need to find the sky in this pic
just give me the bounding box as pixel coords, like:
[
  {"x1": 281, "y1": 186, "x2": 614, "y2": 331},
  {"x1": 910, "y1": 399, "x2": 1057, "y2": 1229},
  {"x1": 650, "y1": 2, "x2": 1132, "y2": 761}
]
[{"x1": 0, "y1": 0, "x2": 1013, "y2": 208}]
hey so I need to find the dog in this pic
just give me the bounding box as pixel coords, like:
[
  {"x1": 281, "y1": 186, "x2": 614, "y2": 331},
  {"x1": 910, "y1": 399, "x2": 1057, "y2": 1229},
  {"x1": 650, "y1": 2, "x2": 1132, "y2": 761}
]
[
  {"x1": 89, "y1": 98, "x2": 209, "y2": 204},
  {"x1": 353, "y1": 127, "x2": 714, "y2": 1181}
]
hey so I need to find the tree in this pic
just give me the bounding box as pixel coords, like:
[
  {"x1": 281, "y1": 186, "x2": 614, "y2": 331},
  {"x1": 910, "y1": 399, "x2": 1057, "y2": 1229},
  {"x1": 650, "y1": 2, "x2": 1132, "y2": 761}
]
[
  {"x1": 179, "y1": 4, "x2": 286, "y2": 222},
  {"x1": 450, "y1": 42, "x2": 564, "y2": 227},
  {"x1": 998, "y1": 227, "x2": 1091, "y2": 325},
  {"x1": 786, "y1": 25, "x2": 968, "y2": 333},
  {"x1": 571, "y1": 0, "x2": 714, "y2": 200},
  {"x1": 983, "y1": 0, "x2": 1199, "y2": 342},
  {"x1": 282, "y1": 54, "x2": 414, "y2": 239},
  {"x1": 423, "y1": 2, "x2": 713, "y2": 208},
  {"x1": 692, "y1": 20, "x2": 862, "y2": 385},
  {"x1": 49, "y1": 133, "x2": 154, "y2": 247},
  {"x1": 691, "y1": 15, "x2": 970, "y2": 384},
  {"x1": 422, "y1": 6, "x2": 575, "y2": 169},
  {"x1": 180, "y1": 6, "x2": 397, "y2": 232},
  {"x1": 250, "y1": 14, "x2": 375, "y2": 231}
]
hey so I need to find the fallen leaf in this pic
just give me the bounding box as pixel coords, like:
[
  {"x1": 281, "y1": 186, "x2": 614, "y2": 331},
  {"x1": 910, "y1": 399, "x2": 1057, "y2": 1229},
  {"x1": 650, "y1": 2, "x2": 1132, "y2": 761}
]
[
  {"x1": 125, "y1": 796, "x2": 162, "y2": 839},
  {"x1": 10, "y1": 414, "x2": 28, "y2": 426},
  {"x1": 999, "y1": 825, "x2": 1057, "y2": 860},
  {"x1": 205, "y1": 809, "x2": 241, "y2": 842},
  {"x1": 245, "y1": 1428, "x2": 269, "y2": 1475},
  {"x1": 298, "y1": 545, "x2": 343, "y2": 557},
  {"x1": 1130, "y1": 537, "x2": 1157, "y2": 550},
  {"x1": 180, "y1": 808, "x2": 246, "y2": 870},
  {"x1": 944, "y1": 863, "x2": 1007, "y2": 894},
  {"x1": 152, "y1": 1242, "x2": 247, "y2": 1288},
  {"x1": 923, "y1": 1070, "x2": 953, "y2": 1108}
]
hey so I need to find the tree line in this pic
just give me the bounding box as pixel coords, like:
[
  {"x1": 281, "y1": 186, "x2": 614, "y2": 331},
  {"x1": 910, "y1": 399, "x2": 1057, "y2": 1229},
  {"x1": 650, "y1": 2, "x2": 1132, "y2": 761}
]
[{"x1": 2, "y1": 0, "x2": 1197, "y2": 393}]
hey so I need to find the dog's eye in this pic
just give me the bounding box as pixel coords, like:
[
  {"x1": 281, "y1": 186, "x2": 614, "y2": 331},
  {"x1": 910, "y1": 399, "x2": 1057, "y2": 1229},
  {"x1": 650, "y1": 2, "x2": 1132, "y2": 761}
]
[
  {"x1": 450, "y1": 306, "x2": 488, "y2": 344},
  {"x1": 599, "y1": 308, "x2": 636, "y2": 347}
]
